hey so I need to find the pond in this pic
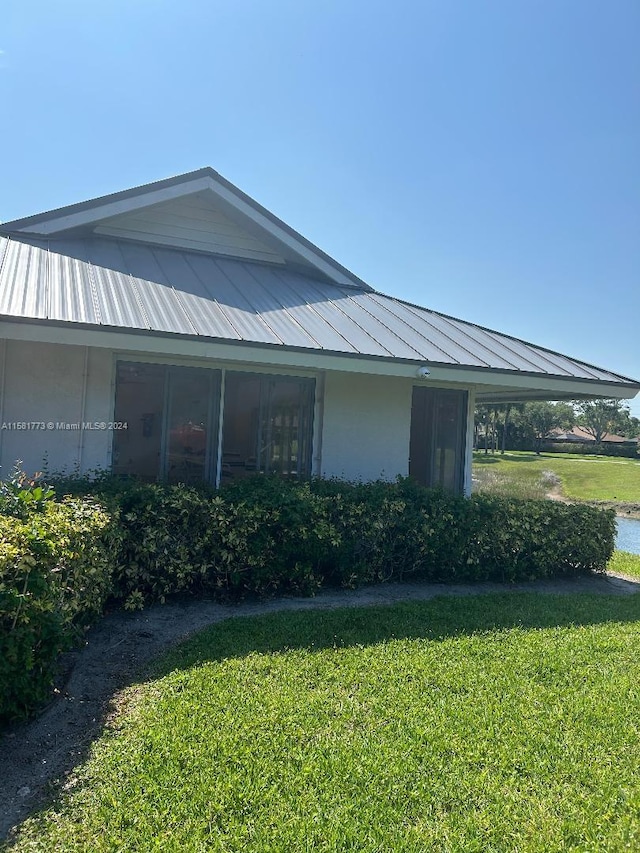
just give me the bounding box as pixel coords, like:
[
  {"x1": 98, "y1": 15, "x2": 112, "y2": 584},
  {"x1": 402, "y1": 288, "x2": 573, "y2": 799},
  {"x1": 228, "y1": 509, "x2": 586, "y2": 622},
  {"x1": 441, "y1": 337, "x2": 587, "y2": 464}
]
[{"x1": 616, "y1": 517, "x2": 640, "y2": 555}]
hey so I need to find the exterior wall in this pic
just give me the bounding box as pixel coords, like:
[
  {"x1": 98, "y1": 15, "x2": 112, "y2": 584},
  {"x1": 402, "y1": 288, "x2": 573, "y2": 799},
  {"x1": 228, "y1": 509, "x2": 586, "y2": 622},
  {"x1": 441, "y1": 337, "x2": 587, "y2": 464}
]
[
  {"x1": 0, "y1": 340, "x2": 113, "y2": 477},
  {"x1": 320, "y1": 371, "x2": 414, "y2": 481},
  {"x1": 0, "y1": 339, "x2": 474, "y2": 490}
]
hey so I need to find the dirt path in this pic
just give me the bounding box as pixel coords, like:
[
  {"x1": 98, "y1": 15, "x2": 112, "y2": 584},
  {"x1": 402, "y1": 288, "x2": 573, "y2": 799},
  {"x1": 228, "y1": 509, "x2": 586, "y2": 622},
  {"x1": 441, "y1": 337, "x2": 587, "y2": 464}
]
[
  {"x1": 2, "y1": 572, "x2": 639, "y2": 842},
  {"x1": 545, "y1": 487, "x2": 640, "y2": 519}
]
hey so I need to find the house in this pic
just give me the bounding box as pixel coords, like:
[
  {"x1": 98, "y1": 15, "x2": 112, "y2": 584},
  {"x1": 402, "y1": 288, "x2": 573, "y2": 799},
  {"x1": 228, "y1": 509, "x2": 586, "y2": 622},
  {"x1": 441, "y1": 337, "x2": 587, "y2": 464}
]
[
  {"x1": 0, "y1": 167, "x2": 638, "y2": 494},
  {"x1": 547, "y1": 426, "x2": 635, "y2": 445}
]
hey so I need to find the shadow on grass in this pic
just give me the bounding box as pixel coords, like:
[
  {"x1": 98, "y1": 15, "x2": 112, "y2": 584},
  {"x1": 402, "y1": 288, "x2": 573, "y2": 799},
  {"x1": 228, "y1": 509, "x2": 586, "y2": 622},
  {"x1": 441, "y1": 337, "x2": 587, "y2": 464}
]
[
  {"x1": 3, "y1": 585, "x2": 640, "y2": 844},
  {"x1": 152, "y1": 590, "x2": 640, "y2": 679},
  {"x1": 473, "y1": 453, "x2": 547, "y2": 465}
]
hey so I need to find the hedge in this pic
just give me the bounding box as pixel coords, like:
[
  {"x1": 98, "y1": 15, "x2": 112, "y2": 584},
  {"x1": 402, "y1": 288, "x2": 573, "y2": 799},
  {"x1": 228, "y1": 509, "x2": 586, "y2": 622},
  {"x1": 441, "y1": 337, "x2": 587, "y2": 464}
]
[
  {"x1": 1, "y1": 474, "x2": 616, "y2": 723},
  {"x1": 0, "y1": 498, "x2": 117, "y2": 723},
  {"x1": 540, "y1": 441, "x2": 638, "y2": 459},
  {"x1": 54, "y1": 475, "x2": 616, "y2": 603}
]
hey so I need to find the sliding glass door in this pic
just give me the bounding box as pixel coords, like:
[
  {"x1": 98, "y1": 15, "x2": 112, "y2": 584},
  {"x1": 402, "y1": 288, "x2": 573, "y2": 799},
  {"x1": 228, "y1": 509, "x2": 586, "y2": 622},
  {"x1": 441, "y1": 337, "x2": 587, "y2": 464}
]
[
  {"x1": 112, "y1": 361, "x2": 315, "y2": 485},
  {"x1": 112, "y1": 362, "x2": 220, "y2": 483}
]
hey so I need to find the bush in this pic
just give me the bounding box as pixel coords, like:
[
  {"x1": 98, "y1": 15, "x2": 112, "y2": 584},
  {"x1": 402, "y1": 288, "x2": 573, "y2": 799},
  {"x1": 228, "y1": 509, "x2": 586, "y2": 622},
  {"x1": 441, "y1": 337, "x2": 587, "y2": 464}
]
[
  {"x1": 53, "y1": 475, "x2": 615, "y2": 607},
  {"x1": 2, "y1": 472, "x2": 616, "y2": 722},
  {"x1": 540, "y1": 442, "x2": 638, "y2": 458},
  {"x1": 0, "y1": 497, "x2": 117, "y2": 723}
]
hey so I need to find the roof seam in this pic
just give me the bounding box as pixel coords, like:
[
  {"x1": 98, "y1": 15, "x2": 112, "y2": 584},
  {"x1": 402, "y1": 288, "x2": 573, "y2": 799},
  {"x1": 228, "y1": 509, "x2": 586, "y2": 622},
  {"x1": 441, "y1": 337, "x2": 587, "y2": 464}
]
[
  {"x1": 180, "y1": 251, "x2": 243, "y2": 340},
  {"x1": 210, "y1": 257, "x2": 285, "y2": 345},
  {"x1": 242, "y1": 262, "x2": 323, "y2": 349},
  {"x1": 387, "y1": 292, "x2": 630, "y2": 382},
  {"x1": 388, "y1": 297, "x2": 494, "y2": 367},
  {"x1": 438, "y1": 313, "x2": 562, "y2": 375},
  {"x1": 367, "y1": 292, "x2": 477, "y2": 365},
  {"x1": 272, "y1": 268, "x2": 359, "y2": 353},
  {"x1": 146, "y1": 247, "x2": 200, "y2": 336},
  {"x1": 343, "y1": 293, "x2": 425, "y2": 359}
]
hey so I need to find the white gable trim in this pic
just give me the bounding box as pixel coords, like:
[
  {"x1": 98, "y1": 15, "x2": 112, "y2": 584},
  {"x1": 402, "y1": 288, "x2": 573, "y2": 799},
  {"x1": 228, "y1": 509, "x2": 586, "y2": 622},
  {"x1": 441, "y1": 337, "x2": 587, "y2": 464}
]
[
  {"x1": 14, "y1": 177, "x2": 214, "y2": 236},
  {"x1": 4, "y1": 170, "x2": 369, "y2": 290}
]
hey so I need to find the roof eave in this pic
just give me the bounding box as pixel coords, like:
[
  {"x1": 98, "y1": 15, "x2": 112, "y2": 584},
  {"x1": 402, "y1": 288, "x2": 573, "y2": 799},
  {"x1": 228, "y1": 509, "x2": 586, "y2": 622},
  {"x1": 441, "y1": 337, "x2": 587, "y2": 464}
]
[{"x1": 1, "y1": 315, "x2": 638, "y2": 400}]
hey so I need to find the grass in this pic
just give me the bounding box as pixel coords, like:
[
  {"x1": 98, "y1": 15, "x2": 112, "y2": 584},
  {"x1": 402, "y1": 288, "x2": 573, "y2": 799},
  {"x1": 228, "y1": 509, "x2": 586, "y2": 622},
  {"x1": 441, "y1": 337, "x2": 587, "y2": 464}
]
[
  {"x1": 609, "y1": 550, "x2": 640, "y2": 579},
  {"x1": 473, "y1": 450, "x2": 640, "y2": 503},
  {"x1": 8, "y1": 593, "x2": 640, "y2": 852}
]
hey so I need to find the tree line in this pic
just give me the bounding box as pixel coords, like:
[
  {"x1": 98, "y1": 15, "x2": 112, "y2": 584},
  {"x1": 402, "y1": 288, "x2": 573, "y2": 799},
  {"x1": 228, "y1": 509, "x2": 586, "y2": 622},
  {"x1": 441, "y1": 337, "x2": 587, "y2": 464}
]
[{"x1": 474, "y1": 399, "x2": 640, "y2": 455}]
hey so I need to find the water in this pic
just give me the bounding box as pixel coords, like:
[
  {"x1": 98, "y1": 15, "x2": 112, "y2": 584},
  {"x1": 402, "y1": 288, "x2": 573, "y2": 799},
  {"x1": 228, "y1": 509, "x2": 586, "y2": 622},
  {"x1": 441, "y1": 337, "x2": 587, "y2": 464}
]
[{"x1": 616, "y1": 516, "x2": 640, "y2": 555}]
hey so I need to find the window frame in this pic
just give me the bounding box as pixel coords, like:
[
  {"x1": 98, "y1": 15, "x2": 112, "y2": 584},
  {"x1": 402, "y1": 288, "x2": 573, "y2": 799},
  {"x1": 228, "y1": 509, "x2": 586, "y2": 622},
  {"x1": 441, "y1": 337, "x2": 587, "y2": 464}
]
[{"x1": 111, "y1": 358, "x2": 316, "y2": 485}]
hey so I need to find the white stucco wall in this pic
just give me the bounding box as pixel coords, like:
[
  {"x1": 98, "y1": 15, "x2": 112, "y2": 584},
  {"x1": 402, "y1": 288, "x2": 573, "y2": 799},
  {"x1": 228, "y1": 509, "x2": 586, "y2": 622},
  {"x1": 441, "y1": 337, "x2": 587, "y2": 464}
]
[
  {"x1": 319, "y1": 371, "x2": 414, "y2": 481},
  {"x1": 0, "y1": 340, "x2": 113, "y2": 478},
  {"x1": 0, "y1": 340, "x2": 473, "y2": 489}
]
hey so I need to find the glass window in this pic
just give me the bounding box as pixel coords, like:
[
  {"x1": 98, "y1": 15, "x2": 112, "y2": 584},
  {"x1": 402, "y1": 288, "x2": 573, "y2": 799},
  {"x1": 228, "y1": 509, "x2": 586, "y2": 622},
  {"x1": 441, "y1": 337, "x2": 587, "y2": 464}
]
[
  {"x1": 222, "y1": 373, "x2": 315, "y2": 481},
  {"x1": 166, "y1": 368, "x2": 217, "y2": 484},
  {"x1": 113, "y1": 362, "x2": 314, "y2": 485},
  {"x1": 112, "y1": 362, "x2": 220, "y2": 483},
  {"x1": 409, "y1": 387, "x2": 467, "y2": 492},
  {"x1": 112, "y1": 362, "x2": 166, "y2": 481}
]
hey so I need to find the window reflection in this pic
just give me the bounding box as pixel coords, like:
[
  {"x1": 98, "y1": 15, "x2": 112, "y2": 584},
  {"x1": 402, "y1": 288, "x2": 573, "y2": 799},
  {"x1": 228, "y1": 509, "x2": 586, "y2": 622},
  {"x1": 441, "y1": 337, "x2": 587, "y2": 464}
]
[
  {"x1": 222, "y1": 373, "x2": 314, "y2": 481},
  {"x1": 409, "y1": 388, "x2": 467, "y2": 493},
  {"x1": 112, "y1": 363, "x2": 166, "y2": 481},
  {"x1": 113, "y1": 362, "x2": 219, "y2": 483},
  {"x1": 113, "y1": 363, "x2": 314, "y2": 485}
]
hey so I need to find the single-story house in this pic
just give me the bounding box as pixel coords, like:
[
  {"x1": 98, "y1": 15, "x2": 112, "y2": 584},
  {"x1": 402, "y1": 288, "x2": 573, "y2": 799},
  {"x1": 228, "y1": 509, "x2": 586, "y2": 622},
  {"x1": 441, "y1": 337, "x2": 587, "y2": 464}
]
[
  {"x1": 0, "y1": 167, "x2": 638, "y2": 494},
  {"x1": 547, "y1": 426, "x2": 637, "y2": 445}
]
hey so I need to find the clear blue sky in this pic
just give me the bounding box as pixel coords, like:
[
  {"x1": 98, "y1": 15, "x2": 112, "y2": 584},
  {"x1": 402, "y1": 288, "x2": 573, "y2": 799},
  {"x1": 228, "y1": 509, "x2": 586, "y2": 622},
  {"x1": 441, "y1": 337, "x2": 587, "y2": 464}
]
[{"x1": 2, "y1": 1, "x2": 639, "y2": 414}]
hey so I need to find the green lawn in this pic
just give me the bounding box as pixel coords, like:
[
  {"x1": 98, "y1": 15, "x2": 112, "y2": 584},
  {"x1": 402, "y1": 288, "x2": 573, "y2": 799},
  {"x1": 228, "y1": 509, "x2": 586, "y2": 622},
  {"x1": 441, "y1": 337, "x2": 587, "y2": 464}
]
[
  {"x1": 473, "y1": 450, "x2": 640, "y2": 503},
  {"x1": 609, "y1": 550, "x2": 640, "y2": 579},
  {"x1": 9, "y1": 594, "x2": 640, "y2": 852}
]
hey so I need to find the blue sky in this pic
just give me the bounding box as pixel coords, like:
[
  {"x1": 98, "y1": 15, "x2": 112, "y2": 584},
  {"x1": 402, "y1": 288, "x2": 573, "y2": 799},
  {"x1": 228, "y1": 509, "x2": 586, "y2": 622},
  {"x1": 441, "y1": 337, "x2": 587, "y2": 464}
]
[{"x1": 1, "y1": 1, "x2": 639, "y2": 414}]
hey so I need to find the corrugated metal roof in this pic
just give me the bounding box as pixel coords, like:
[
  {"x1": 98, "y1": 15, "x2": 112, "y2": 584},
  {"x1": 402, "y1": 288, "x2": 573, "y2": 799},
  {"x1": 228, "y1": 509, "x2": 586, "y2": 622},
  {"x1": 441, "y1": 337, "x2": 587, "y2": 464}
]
[{"x1": 0, "y1": 234, "x2": 636, "y2": 386}]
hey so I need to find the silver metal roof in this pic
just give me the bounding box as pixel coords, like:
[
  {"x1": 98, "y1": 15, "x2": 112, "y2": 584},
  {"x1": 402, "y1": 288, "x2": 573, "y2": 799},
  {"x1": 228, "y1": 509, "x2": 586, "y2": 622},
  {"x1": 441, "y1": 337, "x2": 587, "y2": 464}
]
[{"x1": 0, "y1": 234, "x2": 636, "y2": 387}]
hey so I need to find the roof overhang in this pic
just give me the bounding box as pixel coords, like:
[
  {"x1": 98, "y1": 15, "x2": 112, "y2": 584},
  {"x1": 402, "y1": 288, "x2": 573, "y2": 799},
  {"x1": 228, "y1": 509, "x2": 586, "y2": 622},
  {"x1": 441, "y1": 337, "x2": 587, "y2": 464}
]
[{"x1": 1, "y1": 317, "x2": 637, "y2": 403}]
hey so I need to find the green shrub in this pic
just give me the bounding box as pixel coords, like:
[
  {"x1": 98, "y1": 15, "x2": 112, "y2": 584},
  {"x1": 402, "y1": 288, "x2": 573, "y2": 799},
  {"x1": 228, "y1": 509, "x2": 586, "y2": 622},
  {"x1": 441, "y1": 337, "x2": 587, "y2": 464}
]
[
  {"x1": 540, "y1": 441, "x2": 638, "y2": 458},
  {"x1": 59, "y1": 475, "x2": 614, "y2": 607},
  {"x1": 0, "y1": 498, "x2": 117, "y2": 723},
  {"x1": 2, "y1": 472, "x2": 616, "y2": 723}
]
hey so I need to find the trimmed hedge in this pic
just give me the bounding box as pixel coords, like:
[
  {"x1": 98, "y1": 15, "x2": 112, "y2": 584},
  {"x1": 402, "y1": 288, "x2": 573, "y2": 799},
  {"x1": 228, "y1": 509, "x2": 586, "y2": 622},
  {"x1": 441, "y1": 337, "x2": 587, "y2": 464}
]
[
  {"x1": 1, "y1": 474, "x2": 616, "y2": 722},
  {"x1": 57, "y1": 475, "x2": 616, "y2": 604},
  {"x1": 540, "y1": 441, "x2": 638, "y2": 458},
  {"x1": 0, "y1": 499, "x2": 117, "y2": 723}
]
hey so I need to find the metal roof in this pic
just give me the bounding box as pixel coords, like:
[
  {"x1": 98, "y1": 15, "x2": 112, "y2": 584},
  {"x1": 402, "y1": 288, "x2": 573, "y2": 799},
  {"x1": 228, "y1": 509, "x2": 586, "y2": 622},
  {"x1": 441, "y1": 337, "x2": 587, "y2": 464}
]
[{"x1": 0, "y1": 233, "x2": 637, "y2": 388}]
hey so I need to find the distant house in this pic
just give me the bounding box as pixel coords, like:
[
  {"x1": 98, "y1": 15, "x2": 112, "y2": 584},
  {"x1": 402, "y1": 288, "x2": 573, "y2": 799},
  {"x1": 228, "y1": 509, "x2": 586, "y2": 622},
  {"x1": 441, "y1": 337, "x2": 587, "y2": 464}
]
[
  {"x1": 547, "y1": 427, "x2": 637, "y2": 445},
  {"x1": 1, "y1": 168, "x2": 638, "y2": 494}
]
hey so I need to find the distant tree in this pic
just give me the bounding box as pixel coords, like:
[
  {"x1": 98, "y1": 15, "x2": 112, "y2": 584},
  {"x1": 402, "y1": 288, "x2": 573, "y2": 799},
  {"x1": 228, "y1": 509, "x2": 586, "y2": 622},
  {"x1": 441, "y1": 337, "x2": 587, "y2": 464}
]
[
  {"x1": 526, "y1": 401, "x2": 575, "y2": 454},
  {"x1": 497, "y1": 402, "x2": 526, "y2": 454},
  {"x1": 575, "y1": 399, "x2": 625, "y2": 444},
  {"x1": 475, "y1": 401, "x2": 576, "y2": 453},
  {"x1": 614, "y1": 403, "x2": 640, "y2": 439}
]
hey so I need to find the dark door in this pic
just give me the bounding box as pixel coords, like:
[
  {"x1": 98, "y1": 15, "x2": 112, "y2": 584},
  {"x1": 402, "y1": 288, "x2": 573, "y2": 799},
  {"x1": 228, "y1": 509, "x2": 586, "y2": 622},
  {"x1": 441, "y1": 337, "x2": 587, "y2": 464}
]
[{"x1": 409, "y1": 387, "x2": 468, "y2": 492}]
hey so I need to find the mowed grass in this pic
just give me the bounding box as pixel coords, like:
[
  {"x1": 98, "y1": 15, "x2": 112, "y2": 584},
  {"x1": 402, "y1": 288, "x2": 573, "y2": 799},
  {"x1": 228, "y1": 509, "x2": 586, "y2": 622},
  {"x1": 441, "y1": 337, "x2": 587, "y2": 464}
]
[
  {"x1": 609, "y1": 550, "x2": 640, "y2": 579},
  {"x1": 473, "y1": 450, "x2": 640, "y2": 502},
  {"x1": 9, "y1": 594, "x2": 640, "y2": 852}
]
